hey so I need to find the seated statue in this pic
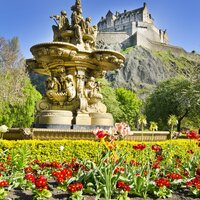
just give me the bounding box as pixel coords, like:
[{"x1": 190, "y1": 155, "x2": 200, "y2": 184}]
[
  {"x1": 84, "y1": 77, "x2": 103, "y2": 103},
  {"x1": 84, "y1": 77, "x2": 106, "y2": 113},
  {"x1": 46, "y1": 76, "x2": 61, "y2": 101},
  {"x1": 46, "y1": 76, "x2": 61, "y2": 92},
  {"x1": 85, "y1": 17, "x2": 95, "y2": 35},
  {"x1": 60, "y1": 75, "x2": 76, "y2": 101},
  {"x1": 50, "y1": 10, "x2": 70, "y2": 41}
]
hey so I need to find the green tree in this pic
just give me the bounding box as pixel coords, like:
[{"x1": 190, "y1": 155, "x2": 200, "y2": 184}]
[
  {"x1": 145, "y1": 76, "x2": 200, "y2": 131},
  {"x1": 0, "y1": 37, "x2": 41, "y2": 127},
  {"x1": 116, "y1": 87, "x2": 142, "y2": 129},
  {"x1": 98, "y1": 78, "x2": 123, "y2": 122}
]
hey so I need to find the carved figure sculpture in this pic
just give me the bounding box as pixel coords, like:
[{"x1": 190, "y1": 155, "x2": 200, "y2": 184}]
[
  {"x1": 71, "y1": 5, "x2": 85, "y2": 44},
  {"x1": 84, "y1": 77, "x2": 105, "y2": 112},
  {"x1": 51, "y1": 10, "x2": 70, "y2": 41},
  {"x1": 61, "y1": 75, "x2": 76, "y2": 101},
  {"x1": 76, "y1": 74, "x2": 85, "y2": 97},
  {"x1": 46, "y1": 76, "x2": 61, "y2": 92},
  {"x1": 85, "y1": 17, "x2": 97, "y2": 36}
]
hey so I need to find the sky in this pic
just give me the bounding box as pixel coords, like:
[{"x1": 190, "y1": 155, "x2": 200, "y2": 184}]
[{"x1": 0, "y1": 0, "x2": 200, "y2": 58}]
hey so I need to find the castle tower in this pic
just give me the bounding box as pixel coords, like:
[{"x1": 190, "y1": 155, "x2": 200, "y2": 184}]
[{"x1": 142, "y1": 2, "x2": 154, "y2": 24}]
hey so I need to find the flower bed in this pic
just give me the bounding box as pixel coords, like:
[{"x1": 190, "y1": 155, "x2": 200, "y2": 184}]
[{"x1": 0, "y1": 128, "x2": 200, "y2": 199}]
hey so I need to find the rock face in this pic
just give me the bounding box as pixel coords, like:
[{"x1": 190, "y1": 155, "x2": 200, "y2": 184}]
[
  {"x1": 98, "y1": 42, "x2": 200, "y2": 97},
  {"x1": 109, "y1": 46, "x2": 170, "y2": 89},
  {"x1": 105, "y1": 45, "x2": 171, "y2": 97}
]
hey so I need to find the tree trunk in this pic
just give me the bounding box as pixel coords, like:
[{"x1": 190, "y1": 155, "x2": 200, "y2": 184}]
[{"x1": 177, "y1": 109, "x2": 189, "y2": 132}]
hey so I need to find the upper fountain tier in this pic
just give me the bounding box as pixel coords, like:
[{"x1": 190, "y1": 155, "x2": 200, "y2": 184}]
[
  {"x1": 27, "y1": 0, "x2": 125, "y2": 76},
  {"x1": 27, "y1": 42, "x2": 125, "y2": 76}
]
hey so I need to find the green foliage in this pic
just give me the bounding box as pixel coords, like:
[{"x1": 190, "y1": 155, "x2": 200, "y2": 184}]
[
  {"x1": 145, "y1": 76, "x2": 200, "y2": 131},
  {"x1": 116, "y1": 88, "x2": 142, "y2": 129},
  {"x1": 7, "y1": 145, "x2": 31, "y2": 189},
  {"x1": 0, "y1": 188, "x2": 8, "y2": 199},
  {"x1": 14, "y1": 78, "x2": 41, "y2": 127},
  {"x1": 0, "y1": 77, "x2": 41, "y2": 128},
  {"x1": 0, "y1": 37, "x2": 41, "y2": 128},
  {"x1": 120, "y1": 47, "x2": 133, "y2": 54},
  {"x1": 98, "y1": 78, "x2": 123, "y2": 122},
  {"x1": 81, "y1": 150, "x2": 126, "y2": 200},
  {"x1": 32, "y1": 188, "x2": 52, "y2": 200},
  {"x1": 152, "y1": 50, "x2": 198, "y2": 76},
  {"x1": 168, "y1": 115, "x2": 178, "y2": 139},
  {"x1": 152, "y1": 186, "x2": 172, "y2": 199},
  {"x1": 149, "y1": 121, "x2": 158, "y2": 131}
]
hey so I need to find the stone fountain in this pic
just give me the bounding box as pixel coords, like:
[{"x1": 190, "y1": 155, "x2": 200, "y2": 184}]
[
  {"x1": 26, "y1": 0, "x2": 125, "y2": 130},
  {"x1": 4, "y1": 0, "x2": 169, "y2": 140}
]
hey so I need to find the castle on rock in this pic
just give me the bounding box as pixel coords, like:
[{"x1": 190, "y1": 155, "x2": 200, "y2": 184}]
[{"x1": 97, "y1": 3, "x2": 186, "y2": 54}]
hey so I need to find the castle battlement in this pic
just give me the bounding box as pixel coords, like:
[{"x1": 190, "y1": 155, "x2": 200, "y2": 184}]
[{"x1": 97, "y1": 3, "x2": 169, "y2": 49}]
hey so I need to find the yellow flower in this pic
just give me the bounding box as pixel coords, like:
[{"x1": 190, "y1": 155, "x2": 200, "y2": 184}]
[{"x1": 105, "y1": 141, "x2": 116, "y2": 151}]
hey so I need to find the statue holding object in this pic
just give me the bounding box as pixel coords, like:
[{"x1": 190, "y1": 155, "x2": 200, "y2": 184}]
[
  {"x1": 50, "y1": 10, "x2": 70, "y2": 41},
  {"x1": 50, "y1": 0, "x2": 97, "y2": 50}
]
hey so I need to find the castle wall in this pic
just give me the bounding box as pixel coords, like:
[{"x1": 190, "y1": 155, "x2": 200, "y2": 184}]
[
  {"x1": 99, "y1": 21, "x2": 168, "y2": 45},
  {"x1": 114, "y1": 22, "x2": 133, "y2": 35},
  {"x1": 97, "y1": 31, "x2": 187, "y2": 56},
  {"x1": 97, "y1": 32, "x2": 129, "y2": 45},
  {"x1": 136, "y1": 32, "x2": 187, "y2": 55}
]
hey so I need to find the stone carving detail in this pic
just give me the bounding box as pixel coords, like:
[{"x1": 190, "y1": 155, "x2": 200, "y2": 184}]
[
  {"x1": 31, "y1": 47, "x2": 77, "y2": 60},
  {"x1": 50, "y1": 0, "x2": 97, "y2": 51},
  {"x1": 95, "y1": 54, "x2": 124, "y2": 66},
  {"x1": 46, "y1": 74, "x2": 76, "y2": 104},
  {"x1": 84, "y1": 77, "x2": 106, "y2": 113},
  {"x1": 76, "y1": 74, "x2": 85, "y2": 97},
  {"x1": 37, "y1": 70, "x2": 107, "y2": 114}
]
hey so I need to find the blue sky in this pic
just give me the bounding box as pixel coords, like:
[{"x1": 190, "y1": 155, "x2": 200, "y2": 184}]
[{"x1": 0, "y1": 0, "x2": 200, "y2": 58}]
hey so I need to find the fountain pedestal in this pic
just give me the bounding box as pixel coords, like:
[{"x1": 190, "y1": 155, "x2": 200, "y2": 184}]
[{"x1": 36, "y1": 110, "x2": 73, "y2": 129}]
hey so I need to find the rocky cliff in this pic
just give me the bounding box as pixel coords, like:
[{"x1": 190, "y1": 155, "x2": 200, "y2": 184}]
[{"x1": 99, "y1": 42, "x2": 200, "y2": 97}]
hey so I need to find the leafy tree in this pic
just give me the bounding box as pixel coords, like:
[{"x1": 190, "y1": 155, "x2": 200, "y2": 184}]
[
  {"x1": 0, "y1": 37, "x2": 26, "y2": 105},
  {"x1": 116, "y1": 88, "x2": 142, "y2": 129},
  {"x1": 98, "y1": 78, "x2": 123, "y2": 122},
  {"x1": 0, "y1": 37, "x2": 41, "y2": 127},
  {"x1": 145, "y1": 76, "x2": 200, "y2": 131}
]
